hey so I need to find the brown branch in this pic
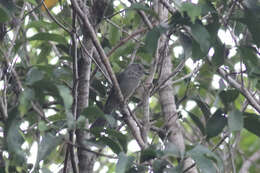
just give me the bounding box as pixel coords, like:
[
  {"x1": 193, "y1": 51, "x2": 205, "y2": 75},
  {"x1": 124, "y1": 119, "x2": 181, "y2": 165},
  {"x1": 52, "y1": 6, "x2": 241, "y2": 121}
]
[
  {"x1": 41, "y1": 1, "x2": 72, "y2": 34},
  {"x1": 239, "y1": 149, "x2": 260, "y2": 173},
  {"x1": 70, "y1": 0, "x2": 146, "y2": 148},
  {"x1": 159, "y1": 0, "x2": 176, "y2": 15},
  {"x1": 107, "y1": 27, "x2": 148, "y2": 57},
  {"x1": 65, "y1": 140, "x2": 117, "y2": 159},
  {"x1": 218, "y1": 68, "x2": 260, "y2": 113}
]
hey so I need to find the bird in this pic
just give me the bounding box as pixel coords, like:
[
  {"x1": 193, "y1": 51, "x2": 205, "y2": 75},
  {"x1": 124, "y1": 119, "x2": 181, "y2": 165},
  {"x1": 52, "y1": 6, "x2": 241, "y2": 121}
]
[{"x1": 91, "y1": 63, "x2": 146, "y2": 129}]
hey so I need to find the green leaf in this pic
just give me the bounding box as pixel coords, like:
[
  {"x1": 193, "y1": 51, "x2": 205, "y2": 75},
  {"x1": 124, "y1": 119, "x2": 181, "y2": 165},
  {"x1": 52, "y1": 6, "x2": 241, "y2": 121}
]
[
  {"x1": 0, "y1": 6, "x2": 9, "y2": 22},
  {"x1": 179, "y1": 32, "x2": 193, "y2": 58},
  {"x1": 38, "y1": 121, "x2": 49, "y2": 132},
  {"x1": 239, "y1": 9, "x2": 260, "y2": 47},
  {"x1": 6, "y1": 109, "x2": 26, "y2": 165},
  {"x1": 36, "y1": 133, "x2": 62, "y2": 167},
  {"x1": 219, "y1": 89, "x2": 239, "y2": 106},
  {"x1": 40, "y1": 167, "x2": 52, "y2": 173},
  {"x1": 191, "y1": 97, "x2": 211, "y2": 120},
  {"x1": 211, "y1": 39, "x2": 225, "y2": 67},
  {"x1": 29, "y1": 33, "x2": 67, "y2": 44},
  {"x1": 187, "y1": 111, "x2": 205, "y2": 135},
  {"x1": 244, "y1": 112, "x2": 260, "y2": 137},
  {"x1": 76, "y1": 116, "x2": 87, "y2": 129},
  {"x1": 56, "y1": 85, "x2": 73, "y2": 110},
  {"x1": 144, "y1": 25, "x2": 167, "y2": 55},
  {"x1": 140, "y1": 146, "x2": 157, "y2": 163},
  {"x1": 190, "y1": 23, "x2": 211, "y2": 54},
  {"x1": 164, "y1": 166, "x2": 182, "y2": 173},
  {"x1": 0, "y1": 0, "x2": 15, "y2": 22},
  {"x1": 25, "y1": 67, "x2": 45, "y2": 85},
  {"x1": 111, "y1": 42, "x2": 135, "y2": 59},
  {"x1": 153, "y1": 160, "x2": 169, "y2": 173},
  {"x1": 38, "y1": 43, "x2": 52, "y2": 64},
  {"x1": 116, "y1": 153, "x2": 135, "y2": 173},
  {"x1": 81, "y1": 106, "x2": 104, "y2": 122},
  {"x1": 106, "y1": 129, "x2": 128, "y2": 153},
  {"x1": 24, "y1": 0, "x2": 37, "y2": 5},
  {"x1": 228, "y1": 109, "x2": 243, "y2": 132},
  {"x1": 99, "y1": 136, "x2": 122, "y2": 154},
  {"x1": 126, "y1": 3, "x2": 158, "y2": 17},
  {"x1": 26, "y1": 20, "x2": 59, "y2": 30},
  {"x1": 109, "y1": 24, "x2": 122, "y2": 46},
  {"x1": 163, "y1": 143, "x2": 181, "y2": 158},
  {"x1": 192, "y1": 39, "x2": 206, "y2": 59},
  {"x1": 206, "y1": 109, "x2": 227, "y2": 139},
  {"x1": 239, "y1": 46, "x2": 260, "y2": 78},
  {"x1": 19, "y1": 87, "x2": 35, "y2": 115},
  {"x1": 187, "y1": 145, "x2": 223, "y2": 173},
  {"x1": 180, "y1": 2, "x2": 202, "y2": 23}
]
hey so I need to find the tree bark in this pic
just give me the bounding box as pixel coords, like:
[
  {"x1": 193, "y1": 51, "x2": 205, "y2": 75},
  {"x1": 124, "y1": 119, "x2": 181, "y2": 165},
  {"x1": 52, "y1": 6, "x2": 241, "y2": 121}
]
[{"x1": 156, "y1": 1, "x2": 197, "y2": 172}]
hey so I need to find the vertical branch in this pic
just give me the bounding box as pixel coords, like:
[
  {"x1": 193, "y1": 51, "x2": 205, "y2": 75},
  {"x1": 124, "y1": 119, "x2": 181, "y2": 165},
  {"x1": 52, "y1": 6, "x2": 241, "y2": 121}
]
[
  {"x1": 71, "y1": 0, "x2": 146, "y2": 150},
  {"x1": 156, "y1": 1, "x2": 197, "y2": 172},
  {"x1": 67, "y1": 9, "x2": 79, "y2": 173}
]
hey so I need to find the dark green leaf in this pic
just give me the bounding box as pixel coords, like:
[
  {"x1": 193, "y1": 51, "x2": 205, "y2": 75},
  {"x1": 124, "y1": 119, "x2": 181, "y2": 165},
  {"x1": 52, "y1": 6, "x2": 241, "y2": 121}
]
[
  {"x1": 24, "y1": 0, "x2": 37, "y2": 5},
  {"x1": 56, "y1": 44, "x2": 70, "y2": 56},
  {"x1": 38, "y1": 43, "x2": 52, "y2": 64},
  {"x1": 126, "y1": 3, "x2": 158, "y2": 17},
  {"x1": 219, "y1": 89, "x2": 239, "y2": 106},
  {"x1": 56, "y1": 85, "x2": 73, "y2": 110},
  {"x1": 25, "y1": 67, "x2": 45, "y2": 85},
  {"x1": 106, "y1": 129, "x2": 128, "y2": 153},
  {"x1": 190, "y1": 23, "x2": 211, "y2": 54},
  {"x1": 0, "y1": 6, "x2": 9, "y2": 22},
  {"x1": 81, "y1": 106, "x2": 104, "y2": 122},
  {"x1": 244, "y1": 112, "x2": 260, "y2": 137},
  {"x1": 140, "y1": 146, "x2": 157, "y2": 163},
  {"x1": 239, "y1": 9, "x2": 260, "y2": 47},
  {"x1": 116, "y1": 153, "x2": 135, "y2": 173},
  {"x1": 179, "y1": 32, "x2": 192, "y2": 58},
  {"x1": 164, "y1": 166, "x2": 182, "y2": 173},
  {"x1": 228, "y1": 109, "x2": 243, "y2": 131},
  {"x1": 19, "y1": 87, "x2": 35, "y2": 115},
  {"x1": 180, "y1": 2, "x2": 202, "y2": 23},
  {"x1": 191, "y1": 39, "x2": 206, "y2": 59},
  {"x1": 239, "y1": 46, "x2": 260, "y2": 78},
  {"x1": 41, "y1": 167, "x2": 53, "y2": 173},
  {"x1": 109, "y1": 24, "x2": 122, "y2": 46},
  {"x1": 38, "y1": 121, "x2": 49, "y2": 132},
  {"x1": 0, "y1": 0, "x2": 14, "y2": 22},
  {"x1": 187, "y1": 145, "x2": 223, "y2": 173},
  {"x1": 211, "y1": 39, "x2": 225, "y2": 67},
  {"x1": 187, "y1": 111, "x2": 205, "y2": 135},
  {"x1": 111, "y1": 42, "x2": 135, "y2": 59},
  {"x1": 26, "y1": 20, "x2": 59, "y2": 30},
  {"x1": 99, "y1": 136, "x2": 122, "y2": 154},
  {"x1": 191, "y1": 97, "x2": 211, "y2": 120},
  {"x1": 29, "y1": 33, "x2": 67, "y2": 44},
  {"x1": 6, "y1": 109, "x2": 26, "y2": 165},
  {"x1": 36, "y1": 133, "x2": 62, "y2": 167},
  {"x1": 144, "y1": 25, "x2": 168, "y2": 55},
  {"x1": 163, "y1": 143, "x2": 181, "y2": 158},
  {"x1": 206, "y1": 109, "x2": 227, "y2": 139},
  {"x1": 153, "y1": 159, "x2": 168, "y2": 173}
]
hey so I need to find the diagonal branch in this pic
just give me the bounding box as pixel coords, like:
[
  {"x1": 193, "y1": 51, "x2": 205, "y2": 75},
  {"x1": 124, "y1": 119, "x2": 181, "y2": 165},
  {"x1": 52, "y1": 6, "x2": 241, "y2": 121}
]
[
  {"x1": 70, "y1": 0, "x2": 146, "y2": 148},
  {"x1": 217, "y1": 67, "x2": 260, "y2": 113}
]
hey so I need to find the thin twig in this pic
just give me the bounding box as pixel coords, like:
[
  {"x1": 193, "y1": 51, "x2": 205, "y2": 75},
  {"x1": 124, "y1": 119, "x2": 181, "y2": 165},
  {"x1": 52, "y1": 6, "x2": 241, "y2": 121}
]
[
  {"x1": 71, "y1": 0, "x2": 146, "y2": 148},
  {"x1": 65, "y1": 139, "x2": 117, "y2": 159},
  {"x1": 41, "y1": 1, "x2": 72, "y2": 34},
  {"x1": 107, "y1": 27, "x2": 148, "y2": 57}
]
